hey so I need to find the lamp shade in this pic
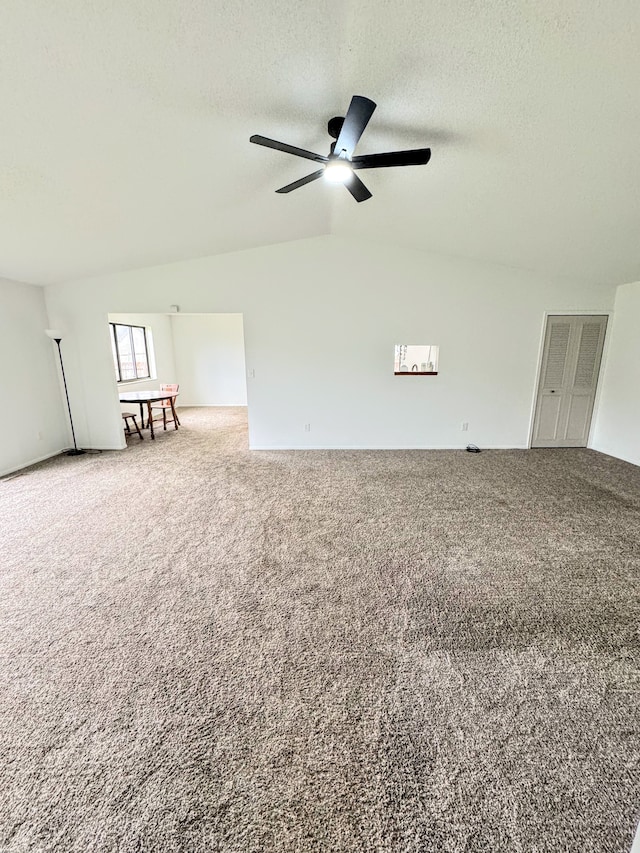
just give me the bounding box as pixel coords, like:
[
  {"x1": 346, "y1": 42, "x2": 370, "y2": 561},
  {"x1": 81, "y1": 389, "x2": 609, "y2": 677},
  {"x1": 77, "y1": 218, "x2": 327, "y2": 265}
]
[{"x1": 45, "y1": 329, "x2": 63, "y2": 340}]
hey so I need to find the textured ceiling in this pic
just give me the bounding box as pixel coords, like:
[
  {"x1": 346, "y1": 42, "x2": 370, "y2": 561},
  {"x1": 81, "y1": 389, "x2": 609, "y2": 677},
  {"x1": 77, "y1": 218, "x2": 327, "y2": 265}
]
[{"x1": 1, "y1": 0, "x2": 639, "y2": 285}]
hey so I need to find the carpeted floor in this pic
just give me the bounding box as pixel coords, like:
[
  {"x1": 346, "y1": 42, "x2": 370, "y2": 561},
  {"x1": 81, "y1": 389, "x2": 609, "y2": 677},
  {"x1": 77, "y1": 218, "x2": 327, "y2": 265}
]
[{"x1": 1, "y1": 407, "x2": 639, "y2": 852}]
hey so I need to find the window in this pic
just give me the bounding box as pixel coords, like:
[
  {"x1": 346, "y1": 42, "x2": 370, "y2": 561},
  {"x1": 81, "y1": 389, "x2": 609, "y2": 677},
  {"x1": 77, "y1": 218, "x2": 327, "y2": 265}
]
[{"x1": 110, "y1": 323, "x2": 151, "y2": 382}]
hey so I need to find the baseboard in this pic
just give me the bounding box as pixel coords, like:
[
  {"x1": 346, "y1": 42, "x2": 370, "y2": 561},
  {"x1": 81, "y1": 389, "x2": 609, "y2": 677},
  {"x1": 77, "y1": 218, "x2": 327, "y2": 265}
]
[
  {"x1": 249, "y1": 444, "x2": 532, "y2": 451},
  {"x1": 1, "y1": 448, "x2": 66, "y2": 479},
  {"x1": 588, "y1": 443, "x2": 640, "y2": 468},
  {"x1": 178, "y1": 403, "x2": 247, "y2": 408},
  {"x1": 0, "y1": 444, "x2": 132, "y2": 478}
]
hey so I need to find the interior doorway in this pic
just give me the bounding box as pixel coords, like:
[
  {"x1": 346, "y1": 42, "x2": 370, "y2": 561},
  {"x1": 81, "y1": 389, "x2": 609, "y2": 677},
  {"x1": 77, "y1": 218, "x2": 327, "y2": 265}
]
[
  {"x1": 531, "y1": 314, "x2": 607, "y2": 448},
  {"x1": 107, "y1": 311, "x2": 249, "y2": 444}
]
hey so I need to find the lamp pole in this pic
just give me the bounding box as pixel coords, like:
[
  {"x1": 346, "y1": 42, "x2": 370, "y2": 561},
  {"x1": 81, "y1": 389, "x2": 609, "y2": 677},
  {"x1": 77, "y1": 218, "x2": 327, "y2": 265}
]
[{"x1": 46, "y1": 330, "x2": 86, "y2": 457}]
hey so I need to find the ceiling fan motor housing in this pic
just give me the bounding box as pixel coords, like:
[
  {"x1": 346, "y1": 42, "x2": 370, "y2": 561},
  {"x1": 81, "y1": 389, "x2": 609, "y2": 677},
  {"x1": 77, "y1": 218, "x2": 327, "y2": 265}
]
[{"x1": 328, "y1": 116, "x2": 345, "y2": 139}]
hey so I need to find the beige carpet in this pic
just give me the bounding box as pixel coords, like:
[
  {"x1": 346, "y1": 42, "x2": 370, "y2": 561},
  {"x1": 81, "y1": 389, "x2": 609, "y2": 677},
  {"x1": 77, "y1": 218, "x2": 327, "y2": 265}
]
[{"x1": 1, "y1": 407, "x2": 639, "y2": 852}]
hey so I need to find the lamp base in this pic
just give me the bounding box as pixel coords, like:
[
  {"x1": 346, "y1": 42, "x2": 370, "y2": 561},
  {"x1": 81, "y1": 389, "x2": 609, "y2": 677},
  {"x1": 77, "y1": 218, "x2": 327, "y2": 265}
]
[{"x1": 65, "y1": 449, "x2": 87, "y2": 456}]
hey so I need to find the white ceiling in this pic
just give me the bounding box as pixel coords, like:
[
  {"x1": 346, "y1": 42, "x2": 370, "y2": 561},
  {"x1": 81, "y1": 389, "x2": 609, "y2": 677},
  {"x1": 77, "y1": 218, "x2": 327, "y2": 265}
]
[{"x1": 1, "y1": 0, "x2": 639, "y2": 286}]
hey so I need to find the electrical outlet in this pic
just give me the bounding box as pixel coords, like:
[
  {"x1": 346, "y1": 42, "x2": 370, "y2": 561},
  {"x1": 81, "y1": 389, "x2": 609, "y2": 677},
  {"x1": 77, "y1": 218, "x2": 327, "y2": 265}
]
[
  {"x1": 461, "y1": 422, "x2": 469, "y2": 432},
  {"x1": 304, "y1": 423, "x2": 311, "y2": 432}
]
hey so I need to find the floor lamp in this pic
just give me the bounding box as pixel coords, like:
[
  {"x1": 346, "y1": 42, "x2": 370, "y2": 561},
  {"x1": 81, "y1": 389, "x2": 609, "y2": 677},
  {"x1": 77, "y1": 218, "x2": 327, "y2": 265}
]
[{"x1": 46, "y1": 329, "x2": 86, "y2": 456}]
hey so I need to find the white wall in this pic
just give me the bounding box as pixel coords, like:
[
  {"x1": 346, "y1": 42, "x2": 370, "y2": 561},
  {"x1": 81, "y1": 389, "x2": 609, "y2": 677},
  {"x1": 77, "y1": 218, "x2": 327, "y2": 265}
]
[
  {"x1": 170, "y1": 314, "x2": 247, "y2": 406},
  {"x1": 0, "y1": 278, "x2": 68, "y2": 475},
  {"x1": 42, "y1": 235, "x2": 616, "y2": 451},
  {"x1": 591, "y1": 281, "x2": 640, "y2": 466}
]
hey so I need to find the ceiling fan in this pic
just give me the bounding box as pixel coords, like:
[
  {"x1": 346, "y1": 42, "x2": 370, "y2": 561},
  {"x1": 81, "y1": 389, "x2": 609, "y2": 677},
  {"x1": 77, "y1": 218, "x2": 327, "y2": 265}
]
[{"x1": 250, "y1": 95, "x2": 431, "y2": 202}]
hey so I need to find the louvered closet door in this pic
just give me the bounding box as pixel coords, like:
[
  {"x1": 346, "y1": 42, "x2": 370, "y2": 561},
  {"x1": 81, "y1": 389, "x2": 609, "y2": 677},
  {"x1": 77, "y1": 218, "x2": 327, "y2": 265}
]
[{"x1": 531, "y1": 315, "x2": 607, "y2": 448}]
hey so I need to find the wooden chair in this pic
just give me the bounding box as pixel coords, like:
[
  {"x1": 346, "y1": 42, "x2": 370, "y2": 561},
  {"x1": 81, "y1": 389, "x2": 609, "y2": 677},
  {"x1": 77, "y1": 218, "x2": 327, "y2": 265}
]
[
  {"x1": 122, "y1": 411, "x2": 143, "y2": 440},
  {"x1": 150, "y1": 384, "x2": 180, "y2": 431}
]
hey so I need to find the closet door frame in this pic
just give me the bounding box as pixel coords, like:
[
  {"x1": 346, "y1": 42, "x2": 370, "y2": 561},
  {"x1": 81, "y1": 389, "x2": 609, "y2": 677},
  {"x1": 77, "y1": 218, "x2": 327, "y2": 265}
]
[{"x1": 528, "y1": 310, "x2": 612, "y2": 449}]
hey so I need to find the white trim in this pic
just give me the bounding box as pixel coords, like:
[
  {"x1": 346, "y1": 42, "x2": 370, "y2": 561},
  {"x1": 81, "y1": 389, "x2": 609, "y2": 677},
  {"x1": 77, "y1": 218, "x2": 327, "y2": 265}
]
[
  {"x1": 177, "y1": 402, "x2": 247, "y2": 408},
  {"x1": 1, "y1": 448, "x2": 66, "y2": 478},
  {"x1": 0, "y1": 444, "x2": 134, "y2": 477},
  {"x1": 249, "y1": 444, "x2": 532, "y2": 451}
]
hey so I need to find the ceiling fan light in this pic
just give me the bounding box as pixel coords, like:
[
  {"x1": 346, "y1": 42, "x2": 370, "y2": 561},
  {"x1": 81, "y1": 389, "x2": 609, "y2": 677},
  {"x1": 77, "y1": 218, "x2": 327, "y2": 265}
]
[{"x1": 324, "y1": 161, "x2": 353, "y2": 184}]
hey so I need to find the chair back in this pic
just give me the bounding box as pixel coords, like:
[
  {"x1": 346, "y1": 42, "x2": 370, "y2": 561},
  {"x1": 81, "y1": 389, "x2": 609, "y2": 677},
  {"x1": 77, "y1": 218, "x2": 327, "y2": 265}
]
[{"x1": 159, "y1": 383, "x2": 179, "y2": 408}]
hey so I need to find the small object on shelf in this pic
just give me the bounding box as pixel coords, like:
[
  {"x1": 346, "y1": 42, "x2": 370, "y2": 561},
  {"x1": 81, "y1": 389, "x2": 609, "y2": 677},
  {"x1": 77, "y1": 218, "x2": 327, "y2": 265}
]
[
  {"x1": 400, "y1": 364, "x2": 408, "y2": 372},
  {"x1": 427, "y1": 361, "x2": 434, "y2": 372}
]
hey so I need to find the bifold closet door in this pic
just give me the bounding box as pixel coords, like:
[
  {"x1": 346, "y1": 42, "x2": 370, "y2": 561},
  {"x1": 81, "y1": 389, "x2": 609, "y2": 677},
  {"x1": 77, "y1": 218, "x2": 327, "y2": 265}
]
[{"x1": 531, "y1": 315, "x2": 607, "y2": 448}]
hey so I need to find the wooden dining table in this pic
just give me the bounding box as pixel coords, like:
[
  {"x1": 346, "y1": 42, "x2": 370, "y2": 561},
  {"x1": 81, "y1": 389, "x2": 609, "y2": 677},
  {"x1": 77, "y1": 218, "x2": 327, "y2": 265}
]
[{"x1": 118, "y1": 389, "x2": 179, "y2": 440}]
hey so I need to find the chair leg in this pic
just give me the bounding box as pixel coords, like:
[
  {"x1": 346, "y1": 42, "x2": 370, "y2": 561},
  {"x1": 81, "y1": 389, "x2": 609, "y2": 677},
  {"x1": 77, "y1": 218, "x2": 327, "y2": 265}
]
[
  {"x1": 132, "y1": 414, "x2": 143, "y2": 440},
  {"x1": 163, "y1": 408, "x2": 167, "y2": 430},
  {"x1": 124, "y1": 417, "x2": 131, "y2": 435}
]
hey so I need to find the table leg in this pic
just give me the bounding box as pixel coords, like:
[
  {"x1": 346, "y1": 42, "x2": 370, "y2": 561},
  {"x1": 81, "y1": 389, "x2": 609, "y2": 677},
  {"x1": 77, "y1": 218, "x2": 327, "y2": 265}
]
[
  {"x1": 170, "y1": 397, "x2": 179, "y2": 430},
  {"x1": 147, "y1": 401, "x2": 155, "y2": 439},
  {"x1": 138, "y1": 401, "x2": 145, "y2": 429}
]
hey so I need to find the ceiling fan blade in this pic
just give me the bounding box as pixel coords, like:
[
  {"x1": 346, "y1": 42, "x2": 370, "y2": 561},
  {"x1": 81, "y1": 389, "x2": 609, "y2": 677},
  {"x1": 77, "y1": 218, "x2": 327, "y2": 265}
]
[
  {"x1": 345, "y1": 173, "x2": 372, "y2": 203},
  {"x1": 352, "y1": 148, "x2": 432, "y2": 169},
  {"x1": 250, "y1": 135, "x2": 328, "y2": 164},
  {"x1": 334, "y1": 96, "x2": 377, "y2": 159},
  {"x1": 275, "y1": 169, "x2": 325, "y2": 193}
]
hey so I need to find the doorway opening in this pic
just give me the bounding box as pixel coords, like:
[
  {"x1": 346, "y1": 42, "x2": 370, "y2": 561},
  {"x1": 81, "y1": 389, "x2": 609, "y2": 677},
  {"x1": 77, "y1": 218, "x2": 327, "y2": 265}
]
[{"x1": 107, "y1": 311, "x2": 248, "y2": 444}]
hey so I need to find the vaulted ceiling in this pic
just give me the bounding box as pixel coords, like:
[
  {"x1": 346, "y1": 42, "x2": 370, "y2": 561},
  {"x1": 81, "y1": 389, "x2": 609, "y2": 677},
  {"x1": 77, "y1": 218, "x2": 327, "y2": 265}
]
[{"x1": 1, "y1": 0, "x2": 639, "y2": 286}]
